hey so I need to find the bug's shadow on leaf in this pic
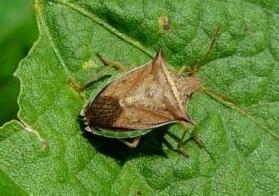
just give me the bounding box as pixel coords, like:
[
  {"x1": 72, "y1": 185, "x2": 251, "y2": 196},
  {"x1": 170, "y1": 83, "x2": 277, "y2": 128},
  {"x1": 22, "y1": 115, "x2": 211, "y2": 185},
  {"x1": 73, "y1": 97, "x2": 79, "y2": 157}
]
[{"x1": 81, "y1": 125, "x2": 169, "y2": 165}]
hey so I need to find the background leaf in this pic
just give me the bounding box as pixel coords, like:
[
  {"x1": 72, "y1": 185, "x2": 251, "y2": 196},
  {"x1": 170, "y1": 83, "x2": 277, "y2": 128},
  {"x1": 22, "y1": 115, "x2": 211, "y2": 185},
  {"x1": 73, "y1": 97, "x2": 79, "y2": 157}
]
[
  {"x1": 1, "y1": 0, "x2": 279, "y2": 195},
  {"x1": 0, "y1": 0, "x2": 37, "y2": 125}
]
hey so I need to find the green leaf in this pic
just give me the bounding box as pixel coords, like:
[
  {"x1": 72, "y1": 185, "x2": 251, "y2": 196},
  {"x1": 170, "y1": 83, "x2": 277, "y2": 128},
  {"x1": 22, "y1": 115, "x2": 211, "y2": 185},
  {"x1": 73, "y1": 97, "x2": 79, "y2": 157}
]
[
  {"x1": 0, "y1": 0, "x2": 37, "y2": 125},
  {"x1": 1, "y1": 0, "x2": 279, "y2": 195}
]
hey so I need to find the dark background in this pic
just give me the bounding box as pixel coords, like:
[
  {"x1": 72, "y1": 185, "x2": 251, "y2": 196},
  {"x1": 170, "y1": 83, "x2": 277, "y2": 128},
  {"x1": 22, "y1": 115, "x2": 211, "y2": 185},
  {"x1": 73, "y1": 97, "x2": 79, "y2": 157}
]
[{"x1": 0, "y1": 0, "x2": 37, "y2": 126}]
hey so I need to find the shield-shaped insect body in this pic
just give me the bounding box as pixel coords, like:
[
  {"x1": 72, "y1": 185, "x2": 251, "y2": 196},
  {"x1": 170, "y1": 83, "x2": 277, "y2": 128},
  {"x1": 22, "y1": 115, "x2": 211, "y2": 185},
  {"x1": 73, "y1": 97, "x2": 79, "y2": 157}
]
[{"x1": 81, "y1": 50, "x2": 201, "y2": 146}]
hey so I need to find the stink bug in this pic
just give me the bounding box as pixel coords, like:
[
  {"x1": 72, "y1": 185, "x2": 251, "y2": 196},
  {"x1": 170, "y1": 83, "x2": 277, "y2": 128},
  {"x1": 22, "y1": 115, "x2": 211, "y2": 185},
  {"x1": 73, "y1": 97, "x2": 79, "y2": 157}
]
[
  {"x1": 81, "y1": 50, "x2": 200, "y2": 148},
  {"x1": 79, "y1": 27, "x2": 222, "y2": 156}
]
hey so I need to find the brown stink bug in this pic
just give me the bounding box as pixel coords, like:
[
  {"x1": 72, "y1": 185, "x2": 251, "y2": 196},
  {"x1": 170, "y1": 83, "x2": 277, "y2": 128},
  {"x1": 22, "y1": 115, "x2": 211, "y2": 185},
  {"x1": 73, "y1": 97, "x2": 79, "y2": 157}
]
[{"x1": 78, "y1": 26, "x2": 223, "y2": 157}]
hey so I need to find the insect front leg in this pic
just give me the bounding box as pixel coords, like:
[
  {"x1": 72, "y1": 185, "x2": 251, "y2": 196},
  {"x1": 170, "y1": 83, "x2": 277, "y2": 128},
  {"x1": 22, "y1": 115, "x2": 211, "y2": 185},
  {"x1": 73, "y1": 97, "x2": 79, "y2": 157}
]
[
  {"x1": 69, "y1": 53, "x2": 131, "y2": 92},
  {"x1": 96, "y1": 52, "x2": 130, "y2": 73},
  {"x1": 69, "y1": 64, "x2": 113, "y2": 92}
]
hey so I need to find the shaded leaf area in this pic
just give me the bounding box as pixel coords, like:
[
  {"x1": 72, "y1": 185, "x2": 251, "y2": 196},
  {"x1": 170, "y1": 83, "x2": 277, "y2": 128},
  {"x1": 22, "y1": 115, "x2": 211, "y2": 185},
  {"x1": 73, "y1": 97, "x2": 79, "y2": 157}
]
[
  {"x1": 0, "y1": 0, "x2": 37, "y2": 125},
  {"x1": 0, "y1": 0, "x2": 279, "y2": 195}
]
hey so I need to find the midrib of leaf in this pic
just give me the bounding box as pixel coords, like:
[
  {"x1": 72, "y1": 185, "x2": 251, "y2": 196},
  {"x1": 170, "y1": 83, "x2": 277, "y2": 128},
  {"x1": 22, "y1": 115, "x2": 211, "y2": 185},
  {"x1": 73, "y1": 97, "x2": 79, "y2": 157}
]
[
  {"x1": 34, "y1": 0, "x2": 74, "y2": 82},
  {"x1": 56, "y1": 0, "x2": 154, "y2": 58}
]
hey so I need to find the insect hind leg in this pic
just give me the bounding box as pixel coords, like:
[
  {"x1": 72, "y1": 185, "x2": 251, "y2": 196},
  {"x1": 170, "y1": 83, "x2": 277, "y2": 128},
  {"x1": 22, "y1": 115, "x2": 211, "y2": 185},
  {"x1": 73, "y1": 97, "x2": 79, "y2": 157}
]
[{"x1": 166, "y1": 122, "x2": 205, "y2": 158}]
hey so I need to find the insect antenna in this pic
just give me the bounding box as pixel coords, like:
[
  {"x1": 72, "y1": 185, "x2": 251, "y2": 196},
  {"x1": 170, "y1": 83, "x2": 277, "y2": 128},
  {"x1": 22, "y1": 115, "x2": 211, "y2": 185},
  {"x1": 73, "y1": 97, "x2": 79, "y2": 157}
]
[
  {"x1": 202, "y1": 87, "x2": 279, "y2": 141},
  {"x1": 190, "y1": 24, "x2": 222, "y2": 76}
]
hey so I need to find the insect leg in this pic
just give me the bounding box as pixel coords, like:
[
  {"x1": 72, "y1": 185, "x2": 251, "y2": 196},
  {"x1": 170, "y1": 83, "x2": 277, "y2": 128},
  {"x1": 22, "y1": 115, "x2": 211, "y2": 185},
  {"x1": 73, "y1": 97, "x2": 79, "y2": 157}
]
[
  {"x1": 70, "y1": 52, "x2": 130, "y2": 92},
  {"x1": 69, "y1": 53, "x2": 130, "y2": 92},
  {"x1": 189, "y1": 127, "x2": 204, "y2": 148},
  {"x1": 96, "y1": 52, "x2": 129, "y2": 72},
  {"x1": 191, "y1": 25, "x2": 222, "y2": 75},
  {"x1": 165, "y1": 126, "x2": 201, "y2": 158},
  {"x1": 175, "y1": 121, "x2": 190, "y2": 158},
  {"x1": 163, "y1": 123, "x2": 190, "y2": 157},
  {"x1": 68, "y1": 66, "x2": 112, "y2": 92},
  {"x1": 189, "y1": 125, "x2": 217, "y2": 161},
  {"x1": 179, "y1": 122, "x2": 204, "y2": 149},
  {"x1": 202, "y1": 87, "x2": 279, "y2": 140},
  {"x1": 176, "y1": 121, "x2": 206, "y2": 157},
  {"x1": 119, "y1": 137, "x2": 141, "y2": 148}
]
